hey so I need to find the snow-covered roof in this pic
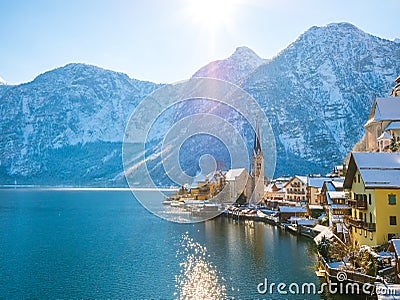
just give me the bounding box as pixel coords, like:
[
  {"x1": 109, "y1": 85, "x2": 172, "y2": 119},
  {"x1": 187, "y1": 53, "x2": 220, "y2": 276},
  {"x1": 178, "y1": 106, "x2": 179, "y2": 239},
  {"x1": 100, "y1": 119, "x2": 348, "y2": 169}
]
[
  {"x1": 296, "y1": 176, "x2": 308, "y2": 184},
  {"x1": 266, "y1": 182, "x2": 284, "y2": 192},
  {"x1": 296, "y1": 219, "x2": 317, "y2": 226},
  {"x1": 365, "y1": 97, "x2": 400, "y2": 126},
  {"x1": 332, "y1": 180, "x2": 344, "y2": 189},
  {"x1": 275, "y1": 176, "x2": 291, "y2": 182},
  {"x1": 327, "y1": 191, "x2": 346, "y2": 199},
  {"x1": 284, "y1": 175, "x2": 307, "y2": 187},
  {"x1": 344, "y1": 152, "x2": 400, "y2": 189},
  {"x1": 330, "y1": 204, "x2": 350, "y2": 209},
  {"x1": 326, "y1": 191, "x2": 346, "y2": 205},
  {"x1": 309, "y1": 204, "x2": 323, "y2": 210},
  {"x1": 279, "y1": 206, "x2": 307, "y2": 213},
  {"x1": 308, "y1": 177, "x2": 332, "y2": 188},
  {"x1": 324, "y1": 181, "x2": 337, "y2": 192},
  {"x1": 377, "y1": 132, "x2": 392, "y2": 140},
  {"x1": 313, "y1": 224, "x2": 330, "y2": 233},
  {"x1": 386, "y1": 121, "x2": 400, "y2": 131},
  {"x1": 388, "y1": 239, "x2": 400, "y2": 256},
  {"x1": 314, "y1": 228, "x2": 334, "y2": 244},
  {"x1": 326, "y1": 261, "x2": 345, "y2": 269},
  {"x1": 225, "y1": 168, "x2": 247, "y2": 181}
]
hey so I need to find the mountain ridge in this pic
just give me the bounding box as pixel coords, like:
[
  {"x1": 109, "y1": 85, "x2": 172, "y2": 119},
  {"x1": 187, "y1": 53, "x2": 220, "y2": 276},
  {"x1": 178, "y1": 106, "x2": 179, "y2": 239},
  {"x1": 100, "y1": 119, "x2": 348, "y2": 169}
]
[{"x1": 1, "y1": 22, "x2": 399, "y2": 186}]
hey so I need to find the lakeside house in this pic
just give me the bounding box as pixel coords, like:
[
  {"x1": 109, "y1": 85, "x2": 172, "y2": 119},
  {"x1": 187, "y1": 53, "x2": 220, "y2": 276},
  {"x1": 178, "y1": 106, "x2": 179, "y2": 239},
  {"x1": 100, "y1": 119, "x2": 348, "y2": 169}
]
[
  {"x1": 326, "y1": 191, "x2": 350, "y2": 240},
  {"x1": 264, "y1": 176, "x2": 290, "y2": 202},
  {"x1": 278, "y1": 205, "x2": 308, "y2": 223},
  {"x1": 364, "y1": 79, "x2": 400, "y2": 151},
  {"x1": 284, "y1": 175, "x2": 307, "y2": 202},
  {"x1": 319, "y1": 179, "x2": 344, "y2": 205},
  {"x1": 343, "y1": 152, "x2": 400, "y2": 247},
  {"x1": 307, "y1": 176, "x2": 341, "y2": 205}
]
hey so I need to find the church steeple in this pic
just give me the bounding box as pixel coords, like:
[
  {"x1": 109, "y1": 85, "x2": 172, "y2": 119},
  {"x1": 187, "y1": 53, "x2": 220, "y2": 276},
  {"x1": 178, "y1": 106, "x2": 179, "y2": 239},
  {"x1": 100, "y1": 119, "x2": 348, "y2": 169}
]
[
  {"x1": 250, "y1": 113, "x2": 265, "y2": 204},
  {"x1": 253, "y1": 113, "x2": 262, "y2": 157}
]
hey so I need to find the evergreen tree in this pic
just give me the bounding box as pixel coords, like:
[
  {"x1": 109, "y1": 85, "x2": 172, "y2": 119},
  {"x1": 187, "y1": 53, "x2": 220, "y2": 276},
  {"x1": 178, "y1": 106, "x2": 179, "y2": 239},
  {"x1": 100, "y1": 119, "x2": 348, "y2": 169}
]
[{"x1": 390, "y1": 137, "x2": 398, "y2": 152}]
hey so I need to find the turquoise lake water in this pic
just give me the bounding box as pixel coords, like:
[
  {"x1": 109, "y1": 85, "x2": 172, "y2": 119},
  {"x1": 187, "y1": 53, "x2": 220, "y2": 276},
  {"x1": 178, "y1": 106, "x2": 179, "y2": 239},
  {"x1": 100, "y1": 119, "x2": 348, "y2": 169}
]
[{"x1": 0, "y1": 189, "x2": 347, "y2": 299}]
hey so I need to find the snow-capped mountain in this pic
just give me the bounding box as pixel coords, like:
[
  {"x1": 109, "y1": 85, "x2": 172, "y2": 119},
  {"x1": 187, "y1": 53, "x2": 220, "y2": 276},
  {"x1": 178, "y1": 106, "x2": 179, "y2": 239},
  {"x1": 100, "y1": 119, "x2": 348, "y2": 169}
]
[
  {"x1": 0, "y1": 63, "x2": 161, "y2": 185},
  {"x1": 192, "y1": 46, "x2": 267, "y2": 85},
  {"x1": 1, "y1": 22, "x2": 399, "y2": 186},
  {"x1": 241, "y1": 23, "x2": 400, "y2": 175},
  {"x1": 0, "y1": 76, "x2": 6, "y2": 85}
]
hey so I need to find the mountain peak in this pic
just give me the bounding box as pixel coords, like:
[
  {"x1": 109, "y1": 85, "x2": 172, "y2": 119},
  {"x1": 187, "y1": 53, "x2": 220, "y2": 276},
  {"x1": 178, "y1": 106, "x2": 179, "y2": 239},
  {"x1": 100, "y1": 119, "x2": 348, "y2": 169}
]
[
  {"x1": 301, "y1": 22, "x2": 368, "y2": 42},
  {"x1": 192, "y1": 46, "x2": 266, "y2": 84},
  {"x1": 231, "y1": 46, "x2": 262, "y2": 60},
  {"x1": 308, "y1": 22, "x2": 361, "y2": 32},
  {"x1": 32, "y1": 62, "x2": 131, "y2": 86}
]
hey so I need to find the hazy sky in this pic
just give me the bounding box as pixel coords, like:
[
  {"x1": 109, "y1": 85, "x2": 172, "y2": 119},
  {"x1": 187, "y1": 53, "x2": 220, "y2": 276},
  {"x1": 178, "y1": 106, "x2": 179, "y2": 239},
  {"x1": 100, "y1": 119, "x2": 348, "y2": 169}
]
[{"x1": 0, "y1": 0, "x2": 398, "y2": 84}]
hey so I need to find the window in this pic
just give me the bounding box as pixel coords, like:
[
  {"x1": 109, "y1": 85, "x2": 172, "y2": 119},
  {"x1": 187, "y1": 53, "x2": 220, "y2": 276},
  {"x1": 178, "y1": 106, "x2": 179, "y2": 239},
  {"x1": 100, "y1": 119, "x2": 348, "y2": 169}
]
[
  {"x1": 388, "y1": 194, "x2": 396, "y2": 205},
  {"x1": 358, "y1": 174, "x2": 361, "y2": 183},
  {"x1": 369, "y1": 194, "x2": 372, "y2": 205},
  {"x1": 390, "y1": 216, "x2": 397, "y2": 225},
  {"x1": 369, "y1": 212, "x2": 372, "y2": 223}
]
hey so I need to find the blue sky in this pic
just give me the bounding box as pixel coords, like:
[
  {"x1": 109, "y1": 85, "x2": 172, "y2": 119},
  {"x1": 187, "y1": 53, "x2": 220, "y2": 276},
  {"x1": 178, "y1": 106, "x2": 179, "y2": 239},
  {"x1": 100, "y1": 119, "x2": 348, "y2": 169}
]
[{"x1": 0, "y1": 0, "x2": 398, "y2": 84}]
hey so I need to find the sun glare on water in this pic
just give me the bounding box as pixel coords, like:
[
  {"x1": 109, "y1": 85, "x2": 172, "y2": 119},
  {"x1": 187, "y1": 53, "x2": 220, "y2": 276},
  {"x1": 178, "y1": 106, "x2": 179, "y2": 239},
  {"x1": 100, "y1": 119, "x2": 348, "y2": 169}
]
[{"x1": 175, "y1": 233, "x2": 227, "y2": 299}]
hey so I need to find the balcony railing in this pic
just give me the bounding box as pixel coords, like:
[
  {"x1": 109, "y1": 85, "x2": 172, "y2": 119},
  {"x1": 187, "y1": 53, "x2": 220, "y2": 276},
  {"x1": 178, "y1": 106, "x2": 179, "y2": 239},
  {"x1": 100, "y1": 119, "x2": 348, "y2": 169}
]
[
  {"x1": 348, "y1": 199, "x2": 367, "y2": 209},
  {"x1": 344, "y1": 216, "x2": 376, "y2": 232},
  {"x1": 363, "y1": 222, "x2": 376, "y2": 231}
]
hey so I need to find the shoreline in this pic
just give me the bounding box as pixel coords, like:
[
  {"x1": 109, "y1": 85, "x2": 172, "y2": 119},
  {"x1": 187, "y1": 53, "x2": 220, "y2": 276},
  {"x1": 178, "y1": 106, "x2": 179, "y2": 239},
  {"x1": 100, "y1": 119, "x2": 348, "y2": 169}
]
[{"x1": 0, "y1": 186, "x2": 178, "y2": 192}]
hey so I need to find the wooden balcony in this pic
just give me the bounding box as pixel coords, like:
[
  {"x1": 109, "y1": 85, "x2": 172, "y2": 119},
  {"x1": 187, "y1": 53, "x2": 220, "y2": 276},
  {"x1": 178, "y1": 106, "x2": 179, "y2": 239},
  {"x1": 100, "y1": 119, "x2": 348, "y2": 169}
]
[
  {"x1": 344, "y1": 216, "x2": 376, "y2": 232},
  {"x1": 348, "y1": 199, "x2": 367, "y2": 209}
]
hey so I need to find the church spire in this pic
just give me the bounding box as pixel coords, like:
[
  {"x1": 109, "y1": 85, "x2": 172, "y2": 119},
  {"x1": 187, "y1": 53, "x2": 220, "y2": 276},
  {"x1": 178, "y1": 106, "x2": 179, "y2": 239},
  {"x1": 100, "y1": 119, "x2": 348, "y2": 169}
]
[{"x1": 253, "y1": 113, "x2": 262, "y2": 157}]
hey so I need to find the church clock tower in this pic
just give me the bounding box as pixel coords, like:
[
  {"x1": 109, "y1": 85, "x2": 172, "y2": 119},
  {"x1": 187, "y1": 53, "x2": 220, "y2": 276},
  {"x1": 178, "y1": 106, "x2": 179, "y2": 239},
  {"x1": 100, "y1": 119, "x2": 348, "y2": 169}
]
[{"x1": 251, "y1": 114, "x2": 265, "y2": 204}]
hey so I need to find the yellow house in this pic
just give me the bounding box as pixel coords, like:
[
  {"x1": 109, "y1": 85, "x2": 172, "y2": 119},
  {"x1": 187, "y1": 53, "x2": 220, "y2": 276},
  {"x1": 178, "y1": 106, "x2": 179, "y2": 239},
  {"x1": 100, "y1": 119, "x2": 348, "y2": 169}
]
[{"x1": 343, "y1": 152, "x2": 400, "y2": 247}]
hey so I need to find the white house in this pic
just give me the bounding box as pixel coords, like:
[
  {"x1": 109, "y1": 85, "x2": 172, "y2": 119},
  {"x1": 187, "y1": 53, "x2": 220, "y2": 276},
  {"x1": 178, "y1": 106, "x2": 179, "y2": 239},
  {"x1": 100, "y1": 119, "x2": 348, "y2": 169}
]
[{"x1": 225, "y1": 168, "x2": 251, "y2": 203}]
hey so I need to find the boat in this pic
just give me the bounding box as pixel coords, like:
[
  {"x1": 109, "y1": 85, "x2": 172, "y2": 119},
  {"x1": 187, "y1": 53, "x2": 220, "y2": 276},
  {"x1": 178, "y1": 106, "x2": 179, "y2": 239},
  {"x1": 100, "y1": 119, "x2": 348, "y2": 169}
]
[{"x1": 170, "y1": 200, "x2": 185, "y2": 207}]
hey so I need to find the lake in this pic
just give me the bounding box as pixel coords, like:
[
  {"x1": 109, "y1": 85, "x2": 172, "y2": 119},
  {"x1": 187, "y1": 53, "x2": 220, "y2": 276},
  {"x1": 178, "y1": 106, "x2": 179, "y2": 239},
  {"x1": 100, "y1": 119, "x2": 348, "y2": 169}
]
[{"x1": 0, "y1": 189, "x2": 340, "y2": 299}]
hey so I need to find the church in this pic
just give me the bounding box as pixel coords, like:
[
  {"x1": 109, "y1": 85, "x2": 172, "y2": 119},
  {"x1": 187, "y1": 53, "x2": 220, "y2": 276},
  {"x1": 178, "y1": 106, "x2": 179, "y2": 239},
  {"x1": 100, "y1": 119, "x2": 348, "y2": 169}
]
[
  {"x1": 223, "y1": 115, "x2": 265, "y2": 204},
  {"x1": 251, "y1": 115, "x2": 265, "y2": 204}
]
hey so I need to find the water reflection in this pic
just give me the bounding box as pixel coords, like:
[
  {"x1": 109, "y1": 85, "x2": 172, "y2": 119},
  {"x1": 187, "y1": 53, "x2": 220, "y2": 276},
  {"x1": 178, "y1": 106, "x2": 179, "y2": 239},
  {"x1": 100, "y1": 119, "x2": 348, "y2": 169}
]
[
  {"x1": 175, "y1": 233, "x2": 227, "y2": 299},
  {"x1": 203, "y1": 217, "x2": 320, "y2": 298}
]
